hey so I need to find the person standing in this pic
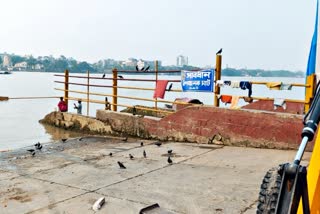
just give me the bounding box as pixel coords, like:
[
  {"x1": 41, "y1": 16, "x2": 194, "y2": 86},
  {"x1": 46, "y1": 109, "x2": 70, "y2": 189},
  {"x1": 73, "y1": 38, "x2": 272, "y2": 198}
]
[
  {"x1": 74, "y1": 100, "x2": 82, "y2": 114},
  {"x1": 58, "y1": 97, "x2": 67, "y2": 112}
]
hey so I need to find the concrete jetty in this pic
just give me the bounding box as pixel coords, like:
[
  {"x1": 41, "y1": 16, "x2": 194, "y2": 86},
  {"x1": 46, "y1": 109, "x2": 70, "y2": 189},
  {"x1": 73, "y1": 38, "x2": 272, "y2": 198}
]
[{"x1": 0, "y1": 136, "x2": 311, "y2": 213}]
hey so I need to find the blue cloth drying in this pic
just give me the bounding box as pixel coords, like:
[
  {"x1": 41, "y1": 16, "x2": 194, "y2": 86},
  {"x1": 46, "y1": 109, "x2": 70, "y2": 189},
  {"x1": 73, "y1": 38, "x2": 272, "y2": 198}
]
[{"x1": 240, "y1": 81, "x2": 252, "y2": 97}]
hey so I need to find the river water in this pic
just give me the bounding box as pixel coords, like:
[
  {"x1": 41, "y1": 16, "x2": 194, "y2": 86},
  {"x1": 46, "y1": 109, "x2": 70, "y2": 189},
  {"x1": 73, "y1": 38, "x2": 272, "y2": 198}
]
[{"x1": 0, "y1": 72, "x2": 305, "y2": 150}]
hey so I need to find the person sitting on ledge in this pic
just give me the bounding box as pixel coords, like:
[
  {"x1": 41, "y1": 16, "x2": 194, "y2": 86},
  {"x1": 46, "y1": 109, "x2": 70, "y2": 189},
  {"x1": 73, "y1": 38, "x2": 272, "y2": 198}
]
[{"x1": 58, "y1": 97, "x2": 67, "y2": 112}]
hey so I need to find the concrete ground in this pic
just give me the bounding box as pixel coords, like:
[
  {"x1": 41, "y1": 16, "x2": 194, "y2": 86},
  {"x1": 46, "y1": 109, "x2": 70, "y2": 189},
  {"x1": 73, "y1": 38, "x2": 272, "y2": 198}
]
[{"x1": 0, "y1": 136, "x2": 311, "y2": 214}]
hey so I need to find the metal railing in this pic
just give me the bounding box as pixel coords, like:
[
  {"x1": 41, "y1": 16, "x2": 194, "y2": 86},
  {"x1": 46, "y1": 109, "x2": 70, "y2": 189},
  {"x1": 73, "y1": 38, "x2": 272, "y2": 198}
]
[{"x1": 54, "y1": 55, "x2": 316, "y2": 116}]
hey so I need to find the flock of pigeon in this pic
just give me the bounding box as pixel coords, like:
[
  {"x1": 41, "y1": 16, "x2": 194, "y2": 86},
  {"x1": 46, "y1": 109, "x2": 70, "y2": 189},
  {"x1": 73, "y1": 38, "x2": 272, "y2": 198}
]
[
  {"x1": 26, "y1": 139, "x2": 174, "y2": 169},
  {"x1": 116, "y1": 141, "x2": 173, "y2": 169}
]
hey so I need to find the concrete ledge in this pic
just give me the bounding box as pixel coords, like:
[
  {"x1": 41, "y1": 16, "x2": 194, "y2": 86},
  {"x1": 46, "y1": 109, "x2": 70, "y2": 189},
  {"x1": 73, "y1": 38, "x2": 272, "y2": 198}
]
[{"x1": 40, "y1": 107, "x2": 311, "y2": 151}]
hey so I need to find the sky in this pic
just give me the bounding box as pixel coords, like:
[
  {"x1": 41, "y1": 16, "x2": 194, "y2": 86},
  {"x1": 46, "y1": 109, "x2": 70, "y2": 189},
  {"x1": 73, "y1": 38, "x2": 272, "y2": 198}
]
[{"x1": 0, "y1": 0, "x2": 317, "y2": 70}]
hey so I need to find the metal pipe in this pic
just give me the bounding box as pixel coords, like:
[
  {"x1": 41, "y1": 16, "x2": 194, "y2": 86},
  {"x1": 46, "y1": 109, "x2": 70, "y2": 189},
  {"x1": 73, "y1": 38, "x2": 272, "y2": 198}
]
[{"x1": 294, "y1": 136, "x2": 309, "y2": 164}]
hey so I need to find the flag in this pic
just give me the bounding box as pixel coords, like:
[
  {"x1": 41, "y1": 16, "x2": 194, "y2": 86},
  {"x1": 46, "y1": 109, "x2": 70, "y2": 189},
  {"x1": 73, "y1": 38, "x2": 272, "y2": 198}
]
[
  {"x1": 153, "y1": 80, "x2": 169, "y2": 99},
  {"x1": 306, "y1": 0, "x2": 319, "y2": 76}
]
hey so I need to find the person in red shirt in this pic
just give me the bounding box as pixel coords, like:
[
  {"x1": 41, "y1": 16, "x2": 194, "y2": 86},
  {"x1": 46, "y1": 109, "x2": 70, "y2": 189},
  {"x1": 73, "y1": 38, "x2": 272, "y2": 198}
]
[{"x1": 58, "y1": 97, "x2": 67, "y2": 112}]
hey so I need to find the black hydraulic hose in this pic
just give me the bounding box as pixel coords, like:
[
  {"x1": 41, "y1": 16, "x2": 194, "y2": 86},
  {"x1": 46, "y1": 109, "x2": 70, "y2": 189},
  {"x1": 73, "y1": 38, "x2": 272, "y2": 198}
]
[{"x1": 302, "y1": 80, "x2": 320, "y2": 141}]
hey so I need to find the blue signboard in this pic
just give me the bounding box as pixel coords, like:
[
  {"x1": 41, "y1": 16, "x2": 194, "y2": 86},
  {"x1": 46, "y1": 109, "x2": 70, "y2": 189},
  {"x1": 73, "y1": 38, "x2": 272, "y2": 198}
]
[{"x1": 181, "y1": 69, "x2": 214, "y2": 92}]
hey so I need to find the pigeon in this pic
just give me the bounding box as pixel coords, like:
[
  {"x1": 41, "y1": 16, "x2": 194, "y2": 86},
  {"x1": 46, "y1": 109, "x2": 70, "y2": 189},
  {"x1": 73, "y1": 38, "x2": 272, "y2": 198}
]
[
  {"x1": 34, "y1": 142, "x2": 40, "y2": 147},
  {"x1": 135, "y1": 65, "x2": 139, "y2": 71},
  {"x1": 168, "y1": 149, "x2": 173, "y2": 154},
  {"x1": 36, "y1": 145, "x2": 42, "y2": 150},
  {"x1": 109, "y1": 152, "x2": 113, "y2": 157},
  {"x1": 145, "y1": 66, "x2": 150, "y2": 72},
  {"x1": 129, "y1": 154, "x2": 134, "y2": 160},
  {"x1": 122, "y1": 137, "x2": 128, "y2": 142},
  {"x1": 140, "y1": 67, "x2": 145, "y2": 71},
  {"x1": 61, "y1": 138, "x2": 67, "y2": 142},
  {"x1": 167, "y1": 83, "x2": 173, "y2": 91},
  {"x1": 118, "y1": 75, "x2": 124, "y2": 79},
  {"x1": 143, "y1": 150, "x2": 147, "y2": 158},
  {"x1": 78, "y1": 137, "x2": 83, "y2": 141},
  {"x1": 27, "y1": 149, "x2": 36, "y2": 156},
  {"x1": 155, "y1": 142, "x2": 162, "y2": 147},
  {"x1": 118, "y1": 161, "x2": 126, "y2": 169},
  {"x1": 140, "y1": 142, "x2": 144, "y2": 147},
  {"x1": 102, "y1": 73, "x2": 106, "y2": 78},
  {"x1": 167, "y1": 156, "x2": 173, "y2": 164},
  {"x1": 216, "y1": 48, "x2": 222, "y2": 55}
]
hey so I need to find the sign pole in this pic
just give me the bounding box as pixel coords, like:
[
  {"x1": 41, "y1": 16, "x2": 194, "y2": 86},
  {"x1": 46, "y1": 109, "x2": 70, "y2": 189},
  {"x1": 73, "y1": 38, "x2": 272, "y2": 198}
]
[{"x1": 214, "y1": 54, "x2": 222, "y2": 107}]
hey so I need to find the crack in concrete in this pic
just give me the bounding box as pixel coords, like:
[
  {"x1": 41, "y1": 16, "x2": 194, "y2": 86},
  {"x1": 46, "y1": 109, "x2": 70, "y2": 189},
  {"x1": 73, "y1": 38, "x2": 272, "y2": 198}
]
[{"x1": 240, "y1": 199, "x2": 258, "y2": 214}]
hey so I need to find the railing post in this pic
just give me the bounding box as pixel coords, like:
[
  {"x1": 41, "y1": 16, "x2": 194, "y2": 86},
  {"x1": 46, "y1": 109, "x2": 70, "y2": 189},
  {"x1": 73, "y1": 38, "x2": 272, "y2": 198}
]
[
  {"x1": 87, "y1": 70, "x2": 90, "y2": 116},
  {"x1": 112, "y1": 68, "x2": 118, "y2": 111},
  {"x1": 155, "y1": 60, "x2": 159, "y2": 110},
  {"x1": 64, "y1": 69, "x2": 69, "y2": 111},
  {"x1": 305, "y1": 73, "x2": 316, "y2": 113},
  {"x1": 214, "y1": 54, "x2": 222, "y2": 107}
]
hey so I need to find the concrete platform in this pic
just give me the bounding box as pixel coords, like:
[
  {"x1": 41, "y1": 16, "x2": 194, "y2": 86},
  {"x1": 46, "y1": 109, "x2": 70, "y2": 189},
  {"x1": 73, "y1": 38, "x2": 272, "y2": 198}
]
[{"x1": 0, "y1": 136, "x2": 311, "y2": 214}]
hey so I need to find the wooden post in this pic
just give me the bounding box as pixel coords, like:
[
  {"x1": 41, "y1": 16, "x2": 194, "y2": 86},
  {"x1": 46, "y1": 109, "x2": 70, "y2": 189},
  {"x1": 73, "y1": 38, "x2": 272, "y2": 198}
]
[
  {"x1": 155, "y1": 60, "x2": 158, "y2": 110},
  {"x1": 87, "y1": 70, "x2": 90, "y2": 116},
  {"x1": 112, "y1": 68, "x2": 118, "y2": 111},
  {"x1": 305, "y1": 74, "x2": 316, "y2": 113},
  {"x1": 214, "y1": 54, "x2": 222, "y2": 107},
  {"x1": 64, "y1": 69, "x2": 69, "y2": 111}
]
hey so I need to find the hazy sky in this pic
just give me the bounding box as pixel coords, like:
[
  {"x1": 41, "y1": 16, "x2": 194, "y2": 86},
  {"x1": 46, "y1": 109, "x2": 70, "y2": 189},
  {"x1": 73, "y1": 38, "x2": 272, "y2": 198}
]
[{"x1": 0, "y1": 0, "x2": 317, "y2": 70}]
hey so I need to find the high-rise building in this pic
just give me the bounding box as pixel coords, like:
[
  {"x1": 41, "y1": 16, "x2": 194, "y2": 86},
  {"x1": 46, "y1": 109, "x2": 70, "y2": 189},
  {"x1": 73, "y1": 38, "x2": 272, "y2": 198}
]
[
  {"x1": 2, "y1": 55, "x2": 12, "y2": 67},
  {"x1": 176, "y1": 55, "x2": 188, "y2": 67}
]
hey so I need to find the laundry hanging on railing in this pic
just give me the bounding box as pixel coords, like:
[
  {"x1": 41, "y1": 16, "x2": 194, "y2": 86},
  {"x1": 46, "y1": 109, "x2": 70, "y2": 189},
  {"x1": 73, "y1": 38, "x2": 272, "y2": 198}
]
[
  {"x1": 230, "y1": 81, "x2": 240, "y2": 88},
  {"x1": 230, "y1": 96, "x2": 240, "y2": 109},
  {"x1": 273, "y1": 98, "x2": 287, "y2": 110},
  {"x1": 219, "y1": 95, "x2": 232, "y2": 105},
  {"x1": 266, "y1": 82, "x2": 282, "y2": 90},
  {"x1": 280, "y1": 83, "x2": 293, "y2": 90},
  {"x1": 153, "y1": 80, "x2": 169, "y2": 99},
  {"x1": 239, "y1": 81, "x2": 252, "y2": 97}
]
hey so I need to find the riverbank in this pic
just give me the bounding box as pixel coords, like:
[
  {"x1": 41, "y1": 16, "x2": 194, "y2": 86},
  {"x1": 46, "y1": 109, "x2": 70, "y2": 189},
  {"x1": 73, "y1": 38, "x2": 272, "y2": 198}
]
[{"x1": 0, "y1": 136, "x2": 311, "y2": 213}]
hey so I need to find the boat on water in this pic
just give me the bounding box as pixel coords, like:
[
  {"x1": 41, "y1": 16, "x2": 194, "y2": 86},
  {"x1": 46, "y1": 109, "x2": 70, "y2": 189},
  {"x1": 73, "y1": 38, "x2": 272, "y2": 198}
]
[{"x1": 0, "y1": 71, "x2": 12, "y2": 74}]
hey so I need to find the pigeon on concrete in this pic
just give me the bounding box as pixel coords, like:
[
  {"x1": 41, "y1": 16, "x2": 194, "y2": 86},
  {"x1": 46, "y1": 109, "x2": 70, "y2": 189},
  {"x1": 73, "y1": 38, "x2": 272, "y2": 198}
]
[
  {"x1": 122, "y1": 137, "x2": 128, "y2": 142},
  {"x1": 118, "y1": 161, "x2": 126, "y2": 169},
  {"x1": 36, "y1": 145, "x2": 42, "y2": 150},
  {"x1": 140, "y1": 142, "x2": 144, "y2": 147},
  {"x1": 167, "y1": 156, "x2": 173, "y2": 164},
  {"x1": 155, "y1": 142, "x2": 162, "y2": 147},
  {"x1": 61, "y1": 138, "x2": 67, "y2": 142},
  {"x1": 168, "y1": 149, "x2": 173, "y2": 154},
  {"x1": 109, "y1": 152, "x2": 113, "y2": 157},
  {"x1": 129, "y1": 154, "x2": 134, "y2": 160},
  {"x1": 216, "y1": 48, "x2": 222, "y2": 55},
  {"x1": 143, "y1": 150, "x2": 147, "y2": 158},
  {"x1": 27, "y1": 149, "x2": 36, "y2": 156},
  {"x1": 34, "y1": 142, "x2": 40, "y2": 147}
]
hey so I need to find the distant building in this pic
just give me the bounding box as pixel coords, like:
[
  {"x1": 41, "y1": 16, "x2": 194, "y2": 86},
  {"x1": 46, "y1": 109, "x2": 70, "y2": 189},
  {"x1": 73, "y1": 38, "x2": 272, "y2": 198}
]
[
  {"x1": 14, "y1": 61, "x2": 28, "y2": 70},
  {"x1": 122, "y1": 58, "x2": 138, "y2": 67},
  {"x1": 176, "y1": 55, "x2": 188, "y2": 67},
  {"x1": 3, "y1": 55, "x2": 12, "y2": 67},
  {"x1": 137, "y1": 59, "x2": 161, "y2": 69}
]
